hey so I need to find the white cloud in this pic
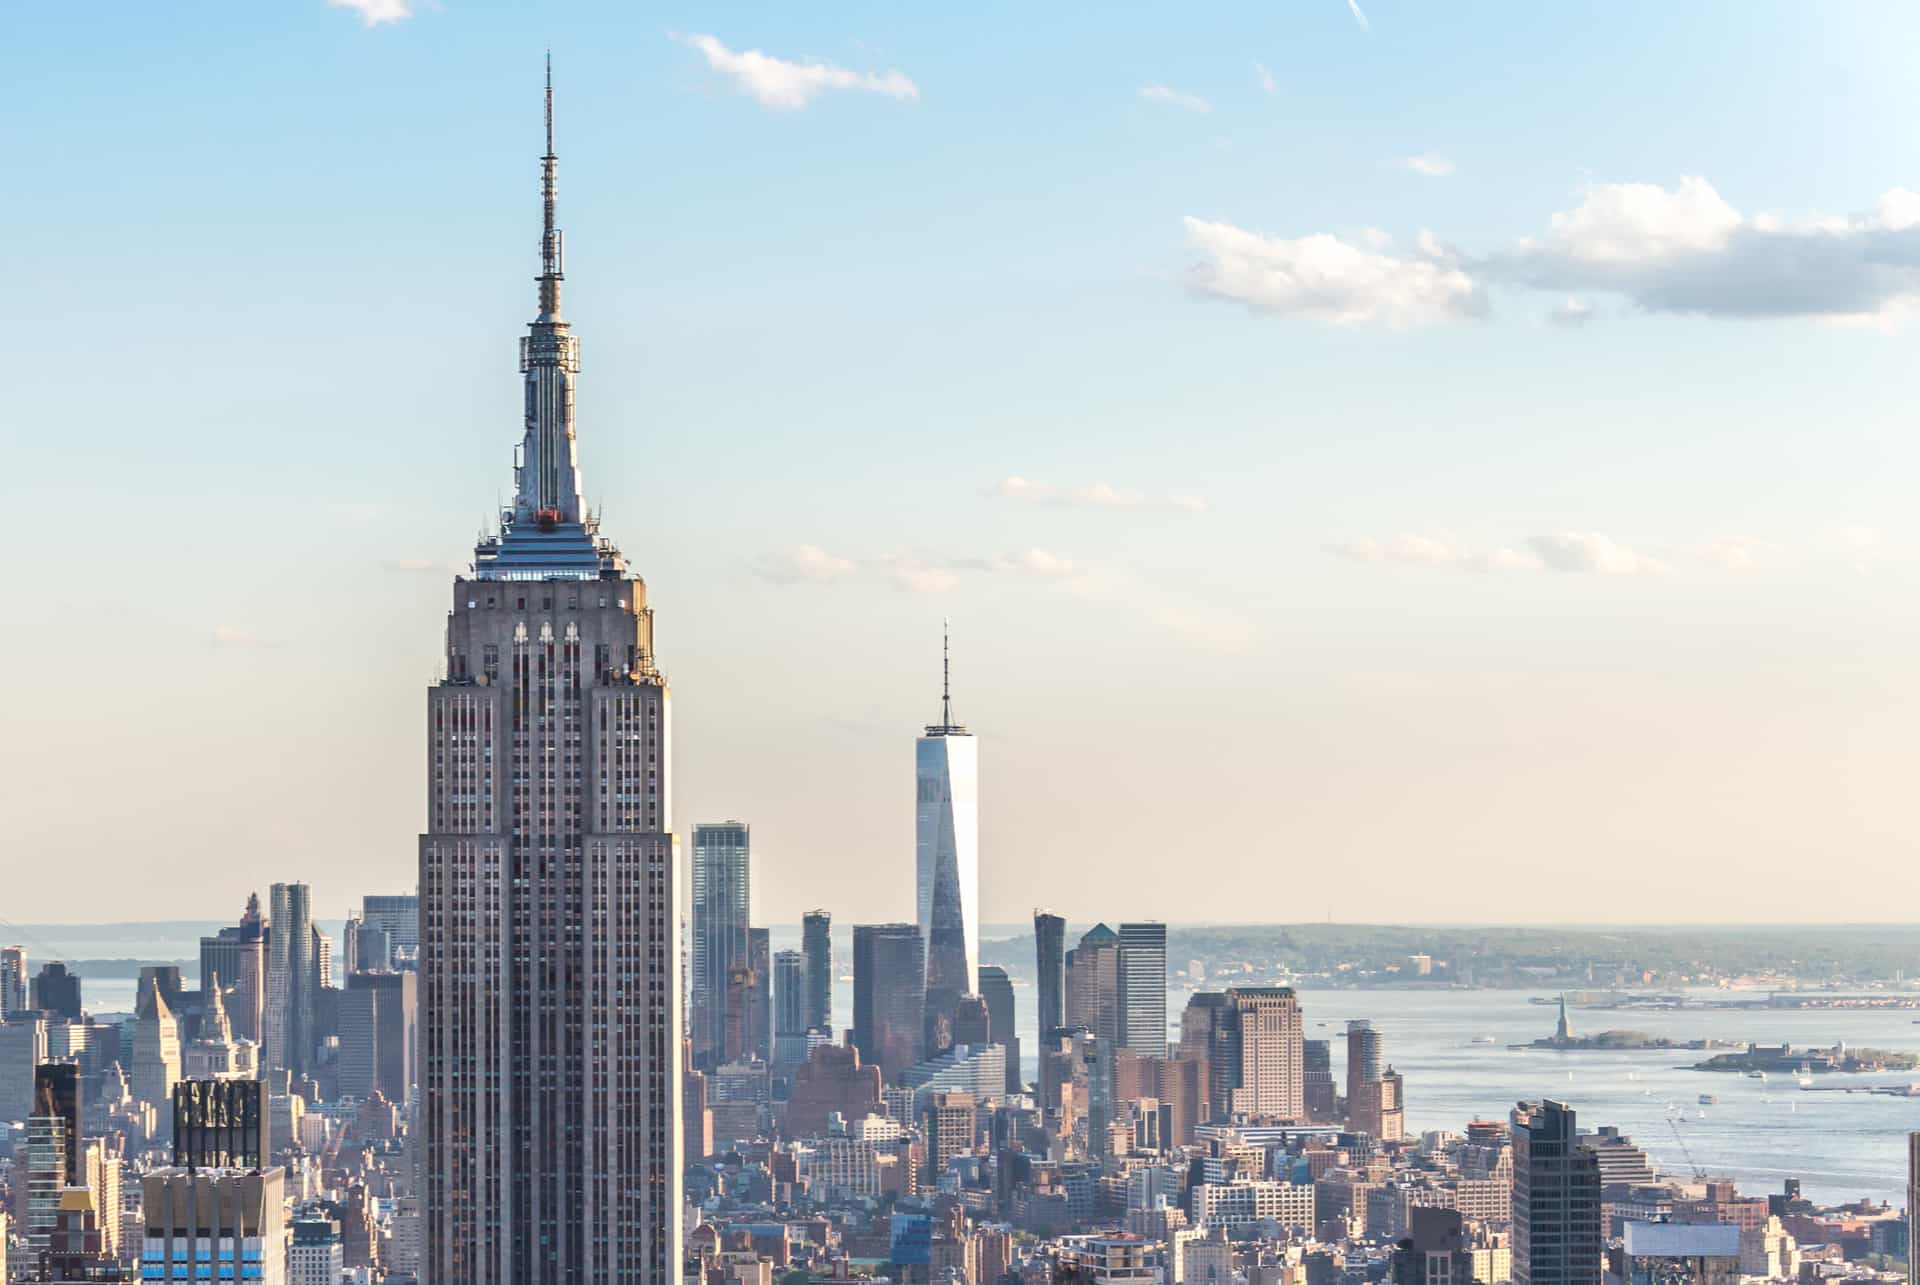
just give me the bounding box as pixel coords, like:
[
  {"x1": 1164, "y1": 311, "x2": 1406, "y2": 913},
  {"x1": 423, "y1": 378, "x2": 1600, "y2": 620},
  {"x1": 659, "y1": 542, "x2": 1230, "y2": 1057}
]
[
  {"x1": 1499, "y1": 177, "x2": 1920, "y2": 323},
  {"x1": 1332, "y1": 531, "x2": 1667, "y2": 575},
  {"x1": 1698, "y1": 537, "x2": 1785, "y2": 570},
  {"x1": 1524, "y1": 177, "x2": 1742, "y2": 267},
  {"x1": 993, "y1": 476, "x2": 1210, "y2": 513},
  {"x1": 1546, "y1": 297, "x2": 1595, "y2": 328},
  {"x1": 1526, "y1": 532, "x2": 1666, "y2": 576},
  {"x1": 1254, "y1": 61, "x2": 1277, "y2": 94},
  {"x1": 880, "y1": 554, "x2": 960, "y2": 595},
  {"x1": 759, "y1": 544, "x2": 1080, "y2": 593},
  {"x1": 1329, "y1": 534, "x2": 1542, "y2": 572},
  {"x1": 1182, "y1": 216, "x2": 1485, "y2": 326},
  {"x1": 996, "y1": 548, "x2": 1077, "y2": 577},
  {"x1": 1185, "y1": 176, "x2": 1920, "y2": 327},
  {"x1": 327, "y1": 0, "x2": 412, "y2": 24},
  {"x1": 1140, "y1": 84, "x2": 1212, "y2": 113},
  {"x1": 1335, "y1": 531, "x2": 1810, "y2": 576},
  {"x1": 673, "y1": 33, "x2": 918, "y2": 111},
  {"x1": 1346, "y1": 0, "x2": 1371, "y2": 32},
  {"x1": 1833, "y1": 525, "x2": 1890, "y2": 556},
  {"x1": 753, "y1": 544, "x2": 859, "y2": 585},
  {"x1": 1825, "y1": 525, "x2": 1920, "y2": 572},
  {"x1": 1402, "y1": 154, "x2": 1455, "y2": 178}
]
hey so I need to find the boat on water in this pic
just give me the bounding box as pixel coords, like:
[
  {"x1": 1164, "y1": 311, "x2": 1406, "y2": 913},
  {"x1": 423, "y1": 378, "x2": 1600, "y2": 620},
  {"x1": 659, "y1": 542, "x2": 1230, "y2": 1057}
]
[
  {"x1": 1796, "y1": 1062, "x2": 1814, "y2": 1087},
  {"x1": 1698, "y1": 1093, "x2": 1718, "y2": 1105},
  {"x1": 1746, "y1": 1070, "x2": 1767, "y2": 1081},
  {"x1": 1471, "y1": 1035, "x2": 1497, "y2": 1045}
]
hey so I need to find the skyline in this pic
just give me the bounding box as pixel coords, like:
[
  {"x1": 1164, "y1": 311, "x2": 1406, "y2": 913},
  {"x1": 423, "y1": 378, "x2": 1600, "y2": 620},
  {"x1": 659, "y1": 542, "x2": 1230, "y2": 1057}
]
[{"x1": 10, "y1": 3, "x2": 1920, "y2": 925}]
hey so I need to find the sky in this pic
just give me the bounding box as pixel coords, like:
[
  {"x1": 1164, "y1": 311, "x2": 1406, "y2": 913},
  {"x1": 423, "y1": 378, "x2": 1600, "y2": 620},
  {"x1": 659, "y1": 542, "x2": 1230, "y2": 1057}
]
[{"x1": 6, "y1": 1, "x2": 1920, "y2": 927}]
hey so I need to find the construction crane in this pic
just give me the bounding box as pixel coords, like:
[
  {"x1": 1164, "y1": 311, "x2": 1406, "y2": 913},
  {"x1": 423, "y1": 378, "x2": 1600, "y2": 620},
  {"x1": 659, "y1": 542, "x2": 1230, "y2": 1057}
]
[{"x1": 1666, "y1": 1116, "x2": 1707, "y2": 1182}]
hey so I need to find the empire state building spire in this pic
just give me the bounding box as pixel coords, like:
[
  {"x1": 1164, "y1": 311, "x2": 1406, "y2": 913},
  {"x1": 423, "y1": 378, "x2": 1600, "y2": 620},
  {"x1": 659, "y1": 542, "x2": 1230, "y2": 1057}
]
[
  {"x1": 538, "y1": 53, "x2": 563, "y2": 323},
  {"x1": 476, "y1": 60, "x2": 623, "y2": 580},
  {"x1": 512, "y1": 56, "x2": 585, "y2": 531}
]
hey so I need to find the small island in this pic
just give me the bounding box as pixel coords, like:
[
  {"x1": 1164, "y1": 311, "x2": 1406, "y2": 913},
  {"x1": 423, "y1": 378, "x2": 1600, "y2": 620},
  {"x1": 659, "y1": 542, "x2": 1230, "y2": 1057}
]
[{"x1": 1689, "y1": 1043, "x2": 1919, "y2": 1074}]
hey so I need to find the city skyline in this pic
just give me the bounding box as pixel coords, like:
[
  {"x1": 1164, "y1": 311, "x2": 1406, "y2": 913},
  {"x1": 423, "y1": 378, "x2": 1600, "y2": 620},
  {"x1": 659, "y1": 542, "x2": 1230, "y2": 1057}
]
[
  {"x1": 10, "y1": 12, "x2": 1920, "y2": 1282},
  {"x1": 12, "y1": 3, "x2": 1920, "y2": 925}
]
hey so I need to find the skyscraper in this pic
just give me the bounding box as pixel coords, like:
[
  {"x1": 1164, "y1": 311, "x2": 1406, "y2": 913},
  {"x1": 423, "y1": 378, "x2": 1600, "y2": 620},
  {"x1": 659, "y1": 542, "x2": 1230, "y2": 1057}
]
[
  {"x1": 33, "y1": 1063, "x2": 81, "y2": 1186},
  {"x1": 1302, "y1": 1038, "x2": 1335, "y2": 1120},
  {"x1": 1209, "y1": 986, "x2": 1303, "y2": 1122},
  {"x1": 691, "y1": 821, "x2": 752, "y2": 1068},
  {"x1": 1066, "y1": 924, "x2": 1120, "y2": 1044},
  {"x1": 200, "y1": 895, "x2": 266, "y2": 1045},
  {"x1": 1512, "y1": 1100, "x2": 1602, "y2": 1285},
  {"x1": 144, "y1": 1166, "x2": 288, "y2": 1285},
  {"x1": 340, "y1": 971, "x2": 417, "y2": 1104},
  {"x1": 1033, "y1": 910, "x2": 1065, "y2": 1037},
  {"x1": 1117, "y1": 922, "x2": 1168, "y2": 1057},
  {"x1": 853, "y1": 924, "x2": 926, "y2": 1081},
  {"x1": 1, "y1": 946, "x2": 26, "y2": 1014},
  {"x1": 917, "y1": 629, "x2": 979, "y2": 1040},
  {"x1": 977, "y1": 964, "x2": 1020, "y2": 1095},
  {"x1": 263, "y1": 882, "x2": 316, "y2": 1078},
  {"x1": 132, "y1": 975, "x2": 182, "y2": 1111},
  {"x1": 1346, "y1": 1019, "x2": 1381, "y2": 1107},
  {"x1": 1908, "y1": 1132, "x2": 1920, "y2": 1285},
  {"x1": 0, "y1": 1018, "x2": 48, "y2": 1122},
  {"x1": 173, "y1": 1080, "x2": 268, "y2": 1170},
  {"x1": 32, "y1": 963, "x2": 82, "y2": 1021},
  {"x1": 1345, "y1": 1021, "x2": 1403, "y2": 1141},
  {"x1": 774, "y1": 950, "x2": 807, "y2": 1039},
  {"x1": 24, "y1": 1065, "x2": 84, "y2": 1265},
  {"x1": 749, "y1": 926, "x2": 772, "y2": 1064},
  {"x1": 722, "y1": 962, "x2": 758, "y2": 1066},
  {"x1": 361, "y1": 894, "x2": 420, "y2": 957},
  {"x1": 22, "y1": 1113, "x2": 68, "y2": 1264},
  {"x1": 802, "y1": 910, "x2": 832, "y2": 1034},
  {"x1": 1179, "y1": 991, "x2": 1236, "y2": 1124},
  {"x1": 419, "y1": 69, "x2": 681, "y2": 1285}
]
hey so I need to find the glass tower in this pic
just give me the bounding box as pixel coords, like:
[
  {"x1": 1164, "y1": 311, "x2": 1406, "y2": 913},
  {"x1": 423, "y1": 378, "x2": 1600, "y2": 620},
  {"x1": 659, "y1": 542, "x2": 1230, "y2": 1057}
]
[{"x1": 916, "y1": 628, "x2": 979, "y2": 1046}]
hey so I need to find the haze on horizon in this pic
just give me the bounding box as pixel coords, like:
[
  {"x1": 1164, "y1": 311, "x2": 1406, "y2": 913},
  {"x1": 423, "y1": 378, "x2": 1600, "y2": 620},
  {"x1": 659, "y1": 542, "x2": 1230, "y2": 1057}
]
[{"x1": 7, "y1": 1, "x2": 1920, "y2": 928}]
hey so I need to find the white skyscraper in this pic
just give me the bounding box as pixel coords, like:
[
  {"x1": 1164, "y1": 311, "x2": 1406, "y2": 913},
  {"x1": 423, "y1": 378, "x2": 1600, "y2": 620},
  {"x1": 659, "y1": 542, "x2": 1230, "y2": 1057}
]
[{"x1": 916, "y1": 627, "x2": 980, "y2": 1046}]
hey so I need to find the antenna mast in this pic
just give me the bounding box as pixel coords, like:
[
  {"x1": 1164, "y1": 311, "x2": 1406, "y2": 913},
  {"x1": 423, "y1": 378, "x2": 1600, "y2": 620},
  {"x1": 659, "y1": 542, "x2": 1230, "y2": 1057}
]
[
  {"x1": 538, "y1": 53, "x2": 563, "y2": 318},
  {"x1": 942, "y1": 619, "x2": 952, "y2": 728}
]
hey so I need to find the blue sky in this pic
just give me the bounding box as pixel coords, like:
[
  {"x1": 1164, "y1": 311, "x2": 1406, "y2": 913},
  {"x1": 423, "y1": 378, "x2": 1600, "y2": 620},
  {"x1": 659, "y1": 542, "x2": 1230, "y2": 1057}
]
[{"x1": 7, "y1": 1, "x2": 1920, "y2": 925}]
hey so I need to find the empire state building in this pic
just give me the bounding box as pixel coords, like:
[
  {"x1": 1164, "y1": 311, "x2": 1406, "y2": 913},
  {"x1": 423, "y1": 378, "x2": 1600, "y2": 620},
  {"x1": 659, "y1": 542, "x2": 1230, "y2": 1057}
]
[{"x1": 419, "y1": 70, "x2": 682, "y2": 1285}]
